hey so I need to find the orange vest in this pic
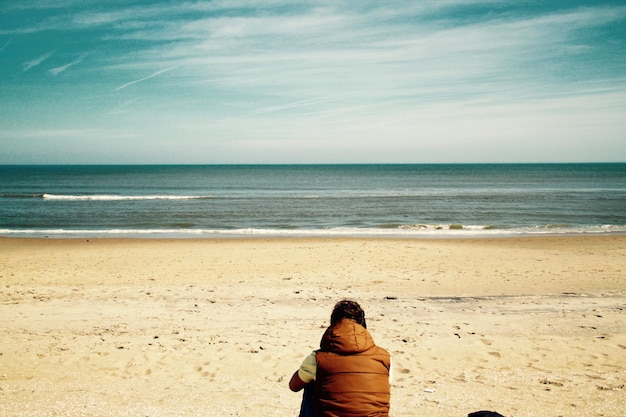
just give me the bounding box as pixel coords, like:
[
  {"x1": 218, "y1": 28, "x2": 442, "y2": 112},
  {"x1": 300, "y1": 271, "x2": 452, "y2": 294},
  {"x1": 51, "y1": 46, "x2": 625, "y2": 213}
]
[{"x1": 314, "y1": 319, "x2": 391, "y2": 417}]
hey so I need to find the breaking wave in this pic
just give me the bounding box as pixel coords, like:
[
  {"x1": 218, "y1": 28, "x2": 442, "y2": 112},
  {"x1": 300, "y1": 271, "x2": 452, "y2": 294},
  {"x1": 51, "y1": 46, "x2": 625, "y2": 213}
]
[
  {"x1": 1, "y1": 224, "x2": 624, "y2": 239},
  {"x1": 40, "y1": 194, "x2": 213, "y2": 201}
]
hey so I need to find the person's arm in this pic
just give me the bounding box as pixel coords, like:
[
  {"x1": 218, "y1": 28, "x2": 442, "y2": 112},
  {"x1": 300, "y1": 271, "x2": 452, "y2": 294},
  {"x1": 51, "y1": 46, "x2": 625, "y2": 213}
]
[
  {"x1": 289, "y1": 351, "x2": 317, "y2": 392},
  {"x1": 289, "y1": 371, "x2": 307, "y2": 392}
]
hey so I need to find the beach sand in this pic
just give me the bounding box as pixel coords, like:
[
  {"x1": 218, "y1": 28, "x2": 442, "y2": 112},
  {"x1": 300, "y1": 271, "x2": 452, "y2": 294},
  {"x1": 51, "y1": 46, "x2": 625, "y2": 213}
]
[{"x1": 0, "y1": 236, "x2": 624, "y2": 417}]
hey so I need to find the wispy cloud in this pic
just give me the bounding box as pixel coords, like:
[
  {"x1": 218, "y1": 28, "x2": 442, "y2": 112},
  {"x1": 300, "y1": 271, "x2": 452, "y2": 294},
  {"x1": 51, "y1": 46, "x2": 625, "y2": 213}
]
[
  {"x1": 0, "y1": 0, "x2": 85, "y2": 12},
  {"x1": 49, "y1": 52, "x2": 91, "y2": 75},
  {"x1": 0, "y1": 38, "x2": 11, "y2": 52},
  {"x1": 1, "y1": 1, "x2": 625, "y2": 163},
  {"x1": 250, "y1": 97, "x2": 338, "y2": 115},
  {"x1": 0, "y1": 127, "x2": 139, "y2": 142},
  {"x1": 114, "y1": 66, "x2": 177, "y2": 91},
  {"x1": 22, "y1": 50, "x2": 55, "y2": 71},
  {"x1": 112, "y1": 4, "x2": 624, "y2": 95}
]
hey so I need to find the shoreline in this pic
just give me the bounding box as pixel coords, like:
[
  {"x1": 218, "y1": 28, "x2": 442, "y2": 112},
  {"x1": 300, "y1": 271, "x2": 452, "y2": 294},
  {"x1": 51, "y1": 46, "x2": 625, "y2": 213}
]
[
  {"x1": 1, "y1": 234, "x2": 624, "y2": 416},
  {"x1": 1, "y1": 227, "x2": 625, "y2": 239},
  {"x1": 2, "y1": 231, "x2": 626, "y2": 239},
  {"x1": 2, "y1": 230, "x2": 626, "y2": 241}
]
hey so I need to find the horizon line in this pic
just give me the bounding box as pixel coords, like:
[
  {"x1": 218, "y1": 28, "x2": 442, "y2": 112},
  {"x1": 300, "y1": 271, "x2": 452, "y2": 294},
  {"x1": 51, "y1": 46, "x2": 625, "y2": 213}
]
[{"x1": 1, "y1": 161, "x2": 625, "y2": 167}]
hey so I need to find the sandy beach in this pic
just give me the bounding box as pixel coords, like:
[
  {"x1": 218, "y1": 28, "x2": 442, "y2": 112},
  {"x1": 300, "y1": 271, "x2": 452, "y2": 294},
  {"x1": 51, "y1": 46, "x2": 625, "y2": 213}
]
[{"x1": 0, "y1": 235, "x2": 624, "y2": 417}]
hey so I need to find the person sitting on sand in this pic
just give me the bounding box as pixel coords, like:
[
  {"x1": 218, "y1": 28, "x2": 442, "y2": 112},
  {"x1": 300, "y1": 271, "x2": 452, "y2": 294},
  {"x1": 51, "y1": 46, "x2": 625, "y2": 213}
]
[{"x1": 289, "y1": 299, "x2": 391, "y2": 417}]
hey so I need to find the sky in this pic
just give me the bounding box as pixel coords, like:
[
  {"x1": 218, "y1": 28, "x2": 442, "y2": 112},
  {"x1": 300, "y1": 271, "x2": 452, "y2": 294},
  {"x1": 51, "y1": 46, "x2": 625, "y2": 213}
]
[{"x1": 1, "y1": 0, "x2": 625, "y2": 164}]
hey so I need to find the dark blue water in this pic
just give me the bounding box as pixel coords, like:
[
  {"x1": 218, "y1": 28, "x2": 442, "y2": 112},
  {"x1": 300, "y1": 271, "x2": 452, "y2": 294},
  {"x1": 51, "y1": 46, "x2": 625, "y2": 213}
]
[{"x1": 0, "y1": 164, "x2": 624, "y2": 237}]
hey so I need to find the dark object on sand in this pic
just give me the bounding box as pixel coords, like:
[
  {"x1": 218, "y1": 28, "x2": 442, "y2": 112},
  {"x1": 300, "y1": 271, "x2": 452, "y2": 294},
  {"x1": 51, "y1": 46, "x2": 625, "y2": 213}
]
[{"x1": 468, "y1": 412, "x2": 505, "y2": 417}]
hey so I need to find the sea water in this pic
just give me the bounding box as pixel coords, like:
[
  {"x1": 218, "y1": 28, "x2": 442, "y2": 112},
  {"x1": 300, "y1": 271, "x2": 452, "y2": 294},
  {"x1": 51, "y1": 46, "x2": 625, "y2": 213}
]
[{"x1": 0, "y1": 164, "x2": 624, "y2": 238}]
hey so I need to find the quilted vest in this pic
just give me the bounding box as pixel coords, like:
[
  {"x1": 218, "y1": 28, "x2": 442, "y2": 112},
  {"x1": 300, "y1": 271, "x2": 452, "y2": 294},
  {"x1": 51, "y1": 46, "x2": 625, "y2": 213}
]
[{"x1": 314, "y1": 319, "x2": 391, "y2": 417}]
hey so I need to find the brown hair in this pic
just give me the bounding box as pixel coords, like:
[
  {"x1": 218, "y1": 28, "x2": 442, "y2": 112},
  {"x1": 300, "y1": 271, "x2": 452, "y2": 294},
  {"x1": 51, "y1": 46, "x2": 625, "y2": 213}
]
[{"x1": 330, "y1": 299, "x2": 366, "y2": 328}]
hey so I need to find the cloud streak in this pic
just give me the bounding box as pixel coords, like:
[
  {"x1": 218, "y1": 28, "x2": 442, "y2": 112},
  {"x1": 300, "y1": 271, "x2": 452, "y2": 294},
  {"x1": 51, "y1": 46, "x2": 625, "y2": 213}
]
[
  {"x1": 107, "y1": 3, "x2": 625, "y2": 106},
  {"x1": 22, "y1": 50, "x2": 55, "y2": 71},
  {"x1": 49, "y1": 52, "x2": 91, "y2": 75},
  {"x1": 114, "y1": 66, "x2": 177, "y2": 91},
  {"x1": 0, "y1": 38, "x2": 11, "y2": 52},
  {"x1": 249, "y1": 97, "x2": 339, "y2": 115}
]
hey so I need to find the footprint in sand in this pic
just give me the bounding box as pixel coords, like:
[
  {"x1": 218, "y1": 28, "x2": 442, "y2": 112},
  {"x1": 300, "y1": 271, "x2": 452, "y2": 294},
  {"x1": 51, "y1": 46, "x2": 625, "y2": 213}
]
[
  {"x1": 195, "y1": 365, "x2": 211, "y2": 377},
  {"x1": 454, "y1": 373, "x2": 467, "y2": 382}
]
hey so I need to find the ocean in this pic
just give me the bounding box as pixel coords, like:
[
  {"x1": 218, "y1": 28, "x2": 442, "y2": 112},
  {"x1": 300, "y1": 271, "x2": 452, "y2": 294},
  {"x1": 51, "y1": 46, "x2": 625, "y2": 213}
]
[{"x1": 0, "y1": 164, "x2": 624, "y2": 238}]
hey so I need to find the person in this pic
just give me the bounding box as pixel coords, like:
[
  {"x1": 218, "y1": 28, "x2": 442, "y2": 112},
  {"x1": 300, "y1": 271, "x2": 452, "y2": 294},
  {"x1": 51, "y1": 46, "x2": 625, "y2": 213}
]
[{"x1": 289, "y1": 299, "x2": 391, "y2": 417}]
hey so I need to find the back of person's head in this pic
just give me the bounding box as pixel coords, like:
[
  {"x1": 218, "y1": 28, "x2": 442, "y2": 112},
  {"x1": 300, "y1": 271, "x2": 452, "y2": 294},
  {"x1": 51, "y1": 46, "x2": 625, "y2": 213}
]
[{"x1": 331, "y1": 299, "x2": 367, "y2": 328}]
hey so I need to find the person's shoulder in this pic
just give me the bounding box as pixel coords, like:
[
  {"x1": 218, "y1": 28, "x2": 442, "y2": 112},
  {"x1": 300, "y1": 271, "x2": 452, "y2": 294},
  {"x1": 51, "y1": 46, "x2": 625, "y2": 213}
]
[
  {"x1": 374, "y1": 345, "x2": 392, "y2": 361},
  {"x1": 374, "y1": 345, "x2": 391, "y2": 354},
  {"x1": 304, "y1": 350, "x2": 318, "y2": 364}
]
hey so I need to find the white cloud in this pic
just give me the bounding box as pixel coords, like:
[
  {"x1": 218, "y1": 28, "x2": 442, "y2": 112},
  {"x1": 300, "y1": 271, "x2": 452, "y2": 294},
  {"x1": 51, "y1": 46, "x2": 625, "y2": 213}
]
[
  {"x1": 2, "y1": 1, "x2": 625, "y2": 163},
  {"x1": 104, "y1": 3, "x2": 624, "y2": 102},
  {"x1": 49, "y1": 52, "x2": 90, "y2": 75},
  {"x1": 0, "y1": 38, "x2": 11, "y2": 52},
  {"x1": 22, "y1": 50, "x2": 55, "y2": 71},
  {"x1": 114, "y1": 66, "x2": 177, "y2": 91}
]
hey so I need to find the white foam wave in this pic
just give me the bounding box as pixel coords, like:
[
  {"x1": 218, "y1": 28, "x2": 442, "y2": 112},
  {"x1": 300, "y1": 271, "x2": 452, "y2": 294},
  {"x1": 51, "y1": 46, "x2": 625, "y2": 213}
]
[
  {"x1": 1, "y1": 225, "x2": 624, "y2": 238},
  {"x1": 41, "y1": 194, "x2": 210, "y2": 201}
]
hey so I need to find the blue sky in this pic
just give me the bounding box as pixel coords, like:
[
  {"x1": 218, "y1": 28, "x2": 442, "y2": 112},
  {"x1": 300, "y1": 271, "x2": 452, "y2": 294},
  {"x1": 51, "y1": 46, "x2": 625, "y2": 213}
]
[{"x1": 1, "y1": 1, "x2": 625, "y2": 164}]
